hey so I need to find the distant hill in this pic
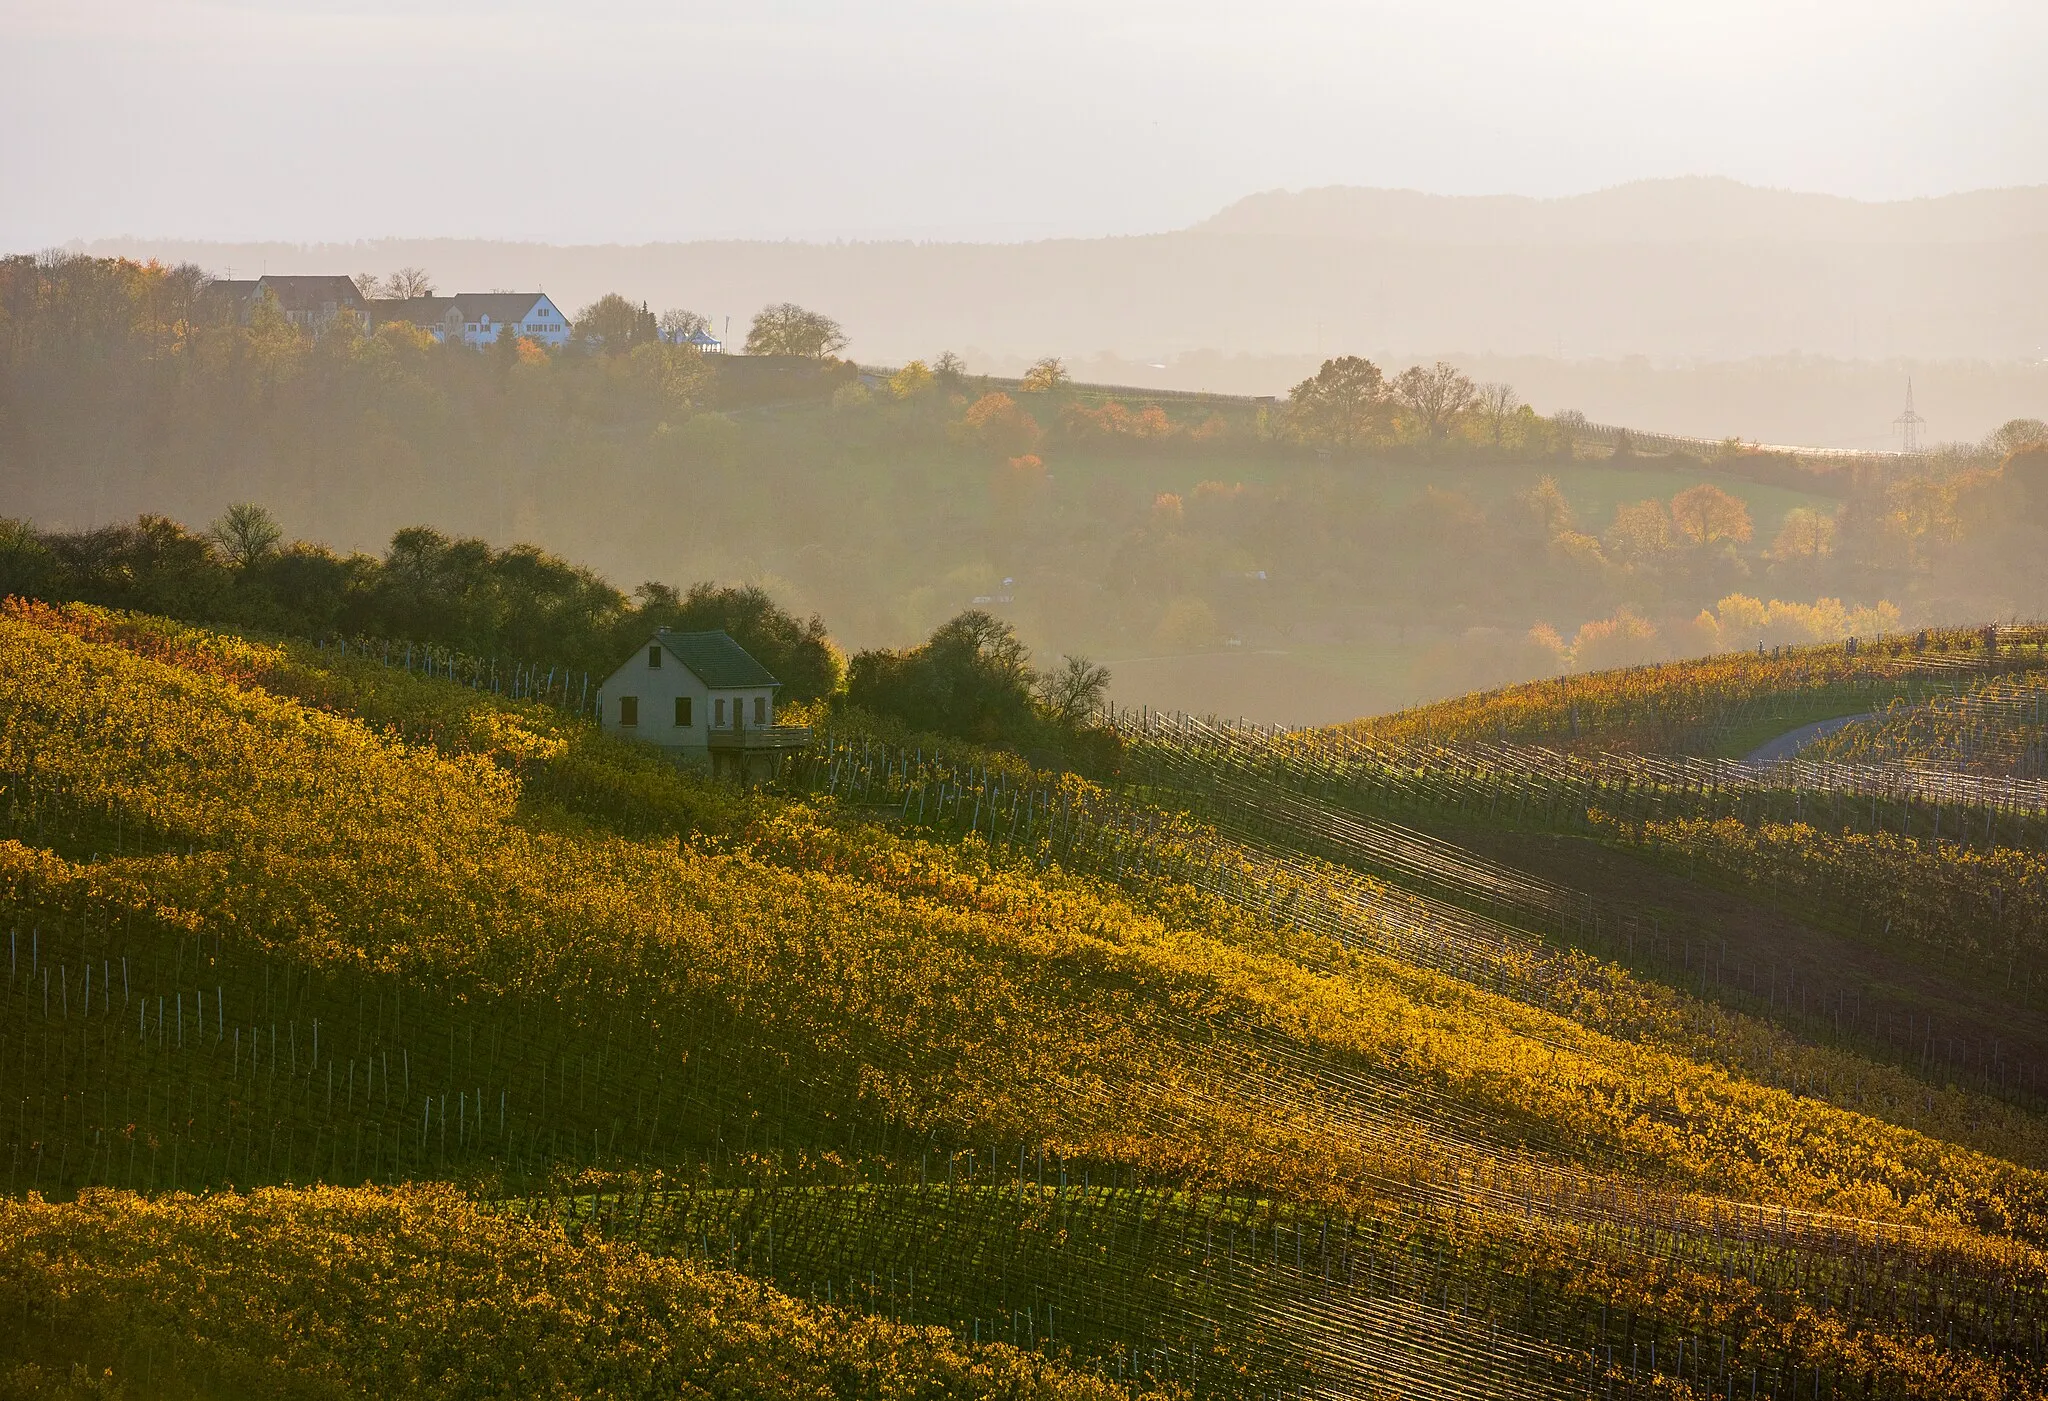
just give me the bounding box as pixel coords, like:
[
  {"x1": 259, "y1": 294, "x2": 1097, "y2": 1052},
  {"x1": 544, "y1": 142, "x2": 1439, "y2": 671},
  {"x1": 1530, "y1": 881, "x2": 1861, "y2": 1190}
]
[
  {"x1": 73, "y1": 179, "x2": 2048, "y2": 431},
  {"x1": 1197, "y1": 176, "x2": 2048, "y2": 245}
]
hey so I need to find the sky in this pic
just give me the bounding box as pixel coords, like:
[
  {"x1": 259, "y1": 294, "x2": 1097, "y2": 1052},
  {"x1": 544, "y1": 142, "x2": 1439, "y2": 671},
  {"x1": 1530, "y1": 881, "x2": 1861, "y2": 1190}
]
[{"x1": 5, "y1": 0, "x2": 2046, "y2": 249}]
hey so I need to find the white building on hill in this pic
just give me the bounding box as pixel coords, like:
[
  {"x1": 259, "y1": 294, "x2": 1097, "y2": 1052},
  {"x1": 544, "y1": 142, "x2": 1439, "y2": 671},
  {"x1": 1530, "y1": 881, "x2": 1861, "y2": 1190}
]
[
  {"x1": 372, "y1": 292, "x2": 572, "y2": 348},
  {"x1": 595, "y1": 630, "x2": 810, "y2": 780},
  {"x1": 660, "y1": 326, "x2": 724, "y2": 353}
]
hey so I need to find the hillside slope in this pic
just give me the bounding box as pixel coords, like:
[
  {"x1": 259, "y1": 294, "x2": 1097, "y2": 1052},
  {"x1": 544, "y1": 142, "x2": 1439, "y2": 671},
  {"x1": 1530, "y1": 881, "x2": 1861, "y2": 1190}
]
[{"x1": 1, "y1": 602, "x2": 2045, "y2": 1398}]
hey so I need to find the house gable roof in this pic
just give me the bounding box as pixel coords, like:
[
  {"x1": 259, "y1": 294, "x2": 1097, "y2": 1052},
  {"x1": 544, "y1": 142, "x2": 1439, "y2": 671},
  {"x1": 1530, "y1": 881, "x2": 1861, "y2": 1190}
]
[
  {"x1": 447, "y1": 292, "x2": 554, "y2": 326},
  {"x1": 656, "y1": 630, "x2": 780, "y2": 689},
  {"x1": 370, "y1": 296, "x2": 458, "y2": 327},
  {"x1": 254, "y1": 275, "x2": 368, "y2": 313}
]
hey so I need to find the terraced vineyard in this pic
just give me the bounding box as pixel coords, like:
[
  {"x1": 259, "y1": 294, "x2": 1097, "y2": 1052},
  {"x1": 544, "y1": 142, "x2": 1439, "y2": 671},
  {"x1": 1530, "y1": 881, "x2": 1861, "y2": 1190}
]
[{"x1": 3, "y1": 599, "x2": 2047, "y2": 1398}]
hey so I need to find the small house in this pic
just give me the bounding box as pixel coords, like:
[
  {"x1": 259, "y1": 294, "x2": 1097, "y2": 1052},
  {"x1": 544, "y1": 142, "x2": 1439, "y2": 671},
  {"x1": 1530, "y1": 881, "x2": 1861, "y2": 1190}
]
[{"x1": 595, "y1": 629, "x2": 809, "y2": 779}]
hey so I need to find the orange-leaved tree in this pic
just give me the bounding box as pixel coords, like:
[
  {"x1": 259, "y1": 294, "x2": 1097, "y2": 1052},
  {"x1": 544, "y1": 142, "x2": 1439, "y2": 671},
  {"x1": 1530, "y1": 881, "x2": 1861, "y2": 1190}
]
[
  {"x1": 961, "y1": 392, "x2": 1043, "y2": 458},
  {"x1": 1670, "y1": 483, "x2": 1754, "y2": 547}
]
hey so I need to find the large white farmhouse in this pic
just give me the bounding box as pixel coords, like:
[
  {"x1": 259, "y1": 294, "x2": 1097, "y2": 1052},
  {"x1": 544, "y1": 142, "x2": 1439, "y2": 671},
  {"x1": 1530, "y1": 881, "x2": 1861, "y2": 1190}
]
[
  {"x1": 372, "y1": 292, "x2": 572, "y2": 348},
  {"x1": 595, "y1": 629, "x2": 810, "y2": 779}
]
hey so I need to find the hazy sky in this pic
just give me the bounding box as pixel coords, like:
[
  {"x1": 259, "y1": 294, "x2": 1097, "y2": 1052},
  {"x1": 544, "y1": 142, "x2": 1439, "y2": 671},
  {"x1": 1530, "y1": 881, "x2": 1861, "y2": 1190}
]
[{"x1": 6, "y1": 0, "x2": 2045, "y2": 248}]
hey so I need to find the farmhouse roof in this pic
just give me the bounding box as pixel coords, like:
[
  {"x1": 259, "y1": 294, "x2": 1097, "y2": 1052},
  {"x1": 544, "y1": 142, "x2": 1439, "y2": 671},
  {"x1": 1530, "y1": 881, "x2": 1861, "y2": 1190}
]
[
  {"x1": 449, "y1": 292, "x2": 552, "y2": 325},
  {"x1": 656, "y1": 630, "x2": 781, "y2": 689},
  {"x1": 253, "y1": 275, "x2": 368, "y2": 313},
  {"x1": 370, "y1": 296, "x2": 457, "y2": 327}
]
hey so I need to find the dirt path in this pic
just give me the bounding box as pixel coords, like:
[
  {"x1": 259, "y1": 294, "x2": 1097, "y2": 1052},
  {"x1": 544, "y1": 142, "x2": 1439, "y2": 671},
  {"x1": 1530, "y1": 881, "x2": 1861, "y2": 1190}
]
[{"x1": 1742, "y1": 713, "x2": 1871, "y2": 763}]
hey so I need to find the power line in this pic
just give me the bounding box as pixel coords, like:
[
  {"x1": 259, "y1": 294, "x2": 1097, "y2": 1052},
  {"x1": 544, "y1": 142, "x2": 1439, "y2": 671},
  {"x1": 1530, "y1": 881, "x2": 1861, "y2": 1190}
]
[{"x1": 1890, "y1": 377, "x2": 1927, "y2": 454}]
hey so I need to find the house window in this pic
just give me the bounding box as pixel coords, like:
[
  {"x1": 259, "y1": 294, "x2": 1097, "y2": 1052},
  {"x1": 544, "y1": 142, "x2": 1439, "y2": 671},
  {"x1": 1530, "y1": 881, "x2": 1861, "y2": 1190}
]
[
  {"x1": 753, "y1": 696, "x2": 766, "y2": 725},
  {"x1": 620, "y1": 696, "x2": 638, "y2": 726},
  {"x1": 674, "y1": 696, "x2": 692, "y2": 726},
  {"x1": 648, "y1": 645, "x2": 662, "y2": 668},
  {"x1": 715, "y1": 697, "x2": 726, "y2": 726}
]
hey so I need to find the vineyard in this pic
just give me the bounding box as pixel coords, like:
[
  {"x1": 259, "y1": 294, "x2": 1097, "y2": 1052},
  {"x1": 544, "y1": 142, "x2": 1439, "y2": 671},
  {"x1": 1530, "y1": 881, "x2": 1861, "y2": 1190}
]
[{"x1": 2, "y1": 600, "x2": 2048, "y2": 1398}]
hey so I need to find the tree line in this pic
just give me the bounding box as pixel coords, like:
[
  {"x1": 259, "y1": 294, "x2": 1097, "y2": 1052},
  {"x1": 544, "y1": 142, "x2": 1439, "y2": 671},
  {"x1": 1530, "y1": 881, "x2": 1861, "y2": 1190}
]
[
  {"x1": 0, "y1": 502, "x2": 1118, "y2": 762},
  {"x1": 0, "y1": 507, "x2": 843, "y2": 702}
]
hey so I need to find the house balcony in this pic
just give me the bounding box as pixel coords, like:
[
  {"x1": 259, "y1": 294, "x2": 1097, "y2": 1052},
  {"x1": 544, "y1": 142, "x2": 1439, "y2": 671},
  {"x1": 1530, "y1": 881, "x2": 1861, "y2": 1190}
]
[{"x1": 705, "y1": 723, "x2": 812, "y2": 753}]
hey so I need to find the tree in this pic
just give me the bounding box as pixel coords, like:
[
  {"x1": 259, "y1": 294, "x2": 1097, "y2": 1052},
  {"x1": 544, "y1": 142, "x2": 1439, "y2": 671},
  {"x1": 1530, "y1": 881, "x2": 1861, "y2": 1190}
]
[
  {"x1": 933, "y1": 351, "x2": 966, "y2": 387},
  {"x1": 990, "y1": 454, "x2": 1049, "y2": 518},
  {"x1": 659, "y1": 308, "x2": 711, "y2": 341},
  {"x1": 206, "y1": 502, "x2": 284, "y2": 568},
  {"x1": 1570, "y1": 607, "x2": 1660, "y2": 671},
  {"x1": 889, "y1": 360, "x2": 934, "y2": 398},
  {"x1": 1515, "y1": 475, "x2": 1575, "y2": 538},
  {"x1": 1768, "y1": 506, "x2": 1837, "y2": 563},
  {"x1": 1020, "y1": 357, "x2": 1069, "y2": 393},
  {"x1": 352, "y1": 273, "x2": 386, "y2": 299},
  {"x1": 960, "y1": 392, "x2": 1042, "y2": 457},
  {"x1": 41, "y1": 515, "x2": 230, "y2": 618},
  {"x1": 629, "y1": 341, "x2": 714, "y2": 409},
  {"x1": 744, "y1": 303, "x2": 848, "y2": 358},
  {"x1": 0, "y1": 517, "x2": 56, "y2": 600},
  {"x1": 1036, "y1": 654, "x2": 1111, "y2": 730},
  {"x1": 627, "y1": 581, "x2": 842, "y2": 703},
  {"x1": 1392, "y1": 361, "x2": 1478, "y2": 440},
  {"x1": 1285, "y1": 356, "x2": 1386, "y2": 449},
  {"x1": 1985, "y1": 418, "x2": 2048, "y2": 458},
  {"x1": 2002, "y1": 443, "x2": 2048, "y2": 527},
  {"x1": 1476, "y1": 382, "x2": 1521, "y2": 446},
  {"x1": 1551, "y1": 410, "x2": 1588, "y2": 460},
  {"x1": 575, "y1": 294, "x2": 659, "y2": 354},
  {"x1": 1603, "y1": 499, "x2": 1674, "y2": 568},
  {"x1": 846, "y1": 609, "x2": 1037, "y2": 742},
  {"x1": 1670, "y1": 483, "x2": 1754, "y2": 546},
  {"x1": 386, "y1": 267, "x2": 435, "y2": 299}
]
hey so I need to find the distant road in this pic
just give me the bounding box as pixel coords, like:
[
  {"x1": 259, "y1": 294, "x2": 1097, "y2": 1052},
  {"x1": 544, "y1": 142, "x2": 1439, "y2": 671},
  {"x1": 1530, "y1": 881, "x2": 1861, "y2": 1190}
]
[{"x1": 1745, "y1": 714, "x2": 1873, "y2": 764}]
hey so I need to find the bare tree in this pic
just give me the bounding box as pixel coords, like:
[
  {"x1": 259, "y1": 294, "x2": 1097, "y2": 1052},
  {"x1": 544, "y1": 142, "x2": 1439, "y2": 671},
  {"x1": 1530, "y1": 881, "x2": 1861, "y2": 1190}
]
[
  {"x1": 1020, "y1": 356, "x2": 1070, "y2": 392},
  {"x1": 352, "y1": 272, "x2": 387, "y2": 299},
  {"x1": 386, "y1": 267, "x2": 435, "y2": 299},
  {"x1": 206, "y1": 502, "x2": 284, "y2": 568},
  {"x1": 1035, "y1": 654, "x2": 1112, "y2": 729},
  {"x1": 660, "y1": 308, "x2": 711, "y2": 340},
  {"x1": 1392, "y1": 361, "x2": 1479, "y2": 440},
  {"x1": 933, "y1": 350, "x2": 967, "y2": 386},
  {"x1": 1476, "y1": 381, "x2": 1520, "y2": 446}
]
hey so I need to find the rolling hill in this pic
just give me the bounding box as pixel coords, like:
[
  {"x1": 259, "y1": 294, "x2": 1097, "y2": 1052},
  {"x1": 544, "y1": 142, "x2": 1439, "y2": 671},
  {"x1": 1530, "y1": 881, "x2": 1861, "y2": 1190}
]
[{"x1": 1, "y1": 598, "x2": 2046, "y2": 1397}]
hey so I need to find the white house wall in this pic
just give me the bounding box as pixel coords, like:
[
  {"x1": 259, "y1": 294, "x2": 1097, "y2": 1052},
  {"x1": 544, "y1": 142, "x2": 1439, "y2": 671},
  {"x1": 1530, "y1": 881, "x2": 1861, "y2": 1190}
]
[
  {"x1": 459, "y1": 297, "x2": 571, "y2": 348},
  {"x1": 597, "y1": 649, "x2": 712, "y2": 755},
  {"x1": 594, "y1": 645, "x2": 777, "y2": 761}
]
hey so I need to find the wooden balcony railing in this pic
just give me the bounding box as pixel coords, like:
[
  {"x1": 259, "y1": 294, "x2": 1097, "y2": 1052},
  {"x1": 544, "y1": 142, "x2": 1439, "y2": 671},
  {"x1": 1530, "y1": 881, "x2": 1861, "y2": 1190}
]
[{"x1": 706, "y1": 723, "x2": 812, "y2": 752}]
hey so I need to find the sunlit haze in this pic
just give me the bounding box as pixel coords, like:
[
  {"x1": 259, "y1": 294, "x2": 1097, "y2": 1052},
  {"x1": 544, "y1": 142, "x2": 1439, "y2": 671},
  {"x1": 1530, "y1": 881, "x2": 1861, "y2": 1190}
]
[{"x1": 7, "y1": 0, "x2": 2045, "y2": 246}]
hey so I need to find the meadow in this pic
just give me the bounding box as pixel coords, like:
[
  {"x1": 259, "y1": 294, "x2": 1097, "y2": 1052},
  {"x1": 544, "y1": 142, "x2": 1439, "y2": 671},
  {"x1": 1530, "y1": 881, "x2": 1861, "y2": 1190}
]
[{"x1": 1, "y1": 598, "x2": 2047, "y2": 1398}]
